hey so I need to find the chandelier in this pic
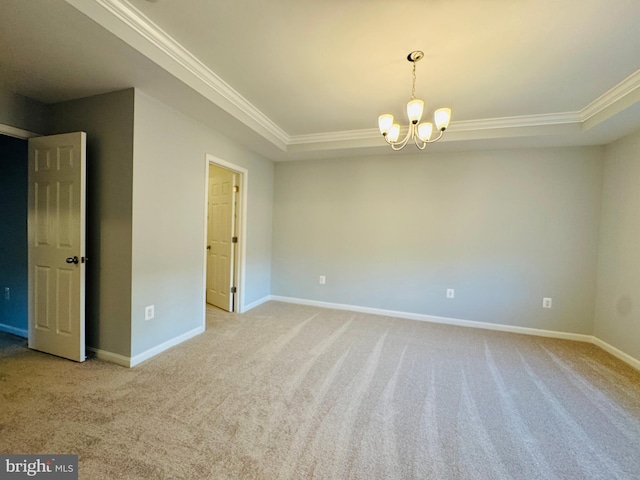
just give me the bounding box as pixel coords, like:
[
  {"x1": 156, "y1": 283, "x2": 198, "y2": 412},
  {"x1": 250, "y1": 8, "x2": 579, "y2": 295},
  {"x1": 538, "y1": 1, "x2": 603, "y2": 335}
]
[{"x1": 378, "y1": 51, "x2": 452, "y2": 150}]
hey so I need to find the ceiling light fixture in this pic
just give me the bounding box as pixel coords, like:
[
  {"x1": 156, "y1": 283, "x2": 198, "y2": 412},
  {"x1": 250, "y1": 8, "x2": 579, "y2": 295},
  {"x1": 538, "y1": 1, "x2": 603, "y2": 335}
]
[{"x1": 378, "y1": 51, "x2": 452, "y2": 150}]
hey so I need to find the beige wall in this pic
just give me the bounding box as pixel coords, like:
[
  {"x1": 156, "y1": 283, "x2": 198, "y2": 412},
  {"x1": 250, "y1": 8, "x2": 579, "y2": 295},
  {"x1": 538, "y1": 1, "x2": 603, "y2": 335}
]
[
  {"x1": 273, "y1": 147, "x2": 604, "y2": 334},
  {"x1": 595, "y1": 128, "x2": 640, "y2": 360}
]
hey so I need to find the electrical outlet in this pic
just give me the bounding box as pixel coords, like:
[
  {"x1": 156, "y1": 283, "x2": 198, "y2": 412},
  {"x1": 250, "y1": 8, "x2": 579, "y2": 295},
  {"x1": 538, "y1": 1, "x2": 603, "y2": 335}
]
[
  {"x1": 4, "y1": 287, "x2": 9, "y2": 301},
  {"x1": 542, "y1": 297, "x2": 552, "y2": 309},
  {"x1": 145, "y1": 305, "x2": 155, "y2": 320},
  {"x1": 446, "y1": 288, "x2": 455, "y2": 299},
  {"x1": 319, "y1": 275, "x2": 326, "y2": 285}
]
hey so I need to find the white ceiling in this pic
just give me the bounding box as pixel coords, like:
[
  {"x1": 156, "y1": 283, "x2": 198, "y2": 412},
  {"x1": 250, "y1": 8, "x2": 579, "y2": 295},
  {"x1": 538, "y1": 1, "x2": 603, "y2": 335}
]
[{"x1": 1, "y1": 0, "x2": 639, "y2": 160}]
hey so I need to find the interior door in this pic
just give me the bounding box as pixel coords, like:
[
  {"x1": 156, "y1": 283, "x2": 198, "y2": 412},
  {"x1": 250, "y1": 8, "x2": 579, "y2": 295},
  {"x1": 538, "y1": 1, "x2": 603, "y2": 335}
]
[
  {"x1": 206, "y1": 164, "x2": 236, "y2": 312},
  {"x1": 28, "y1": 132, "x2": 86, "y2": 362}
]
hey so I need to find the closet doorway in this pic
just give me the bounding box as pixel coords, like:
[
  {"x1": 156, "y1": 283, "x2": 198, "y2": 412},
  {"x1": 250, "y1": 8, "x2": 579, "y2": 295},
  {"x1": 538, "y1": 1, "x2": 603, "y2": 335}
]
[{"x1": 205, "y1": 156, "x2": 247, "y2": 313}]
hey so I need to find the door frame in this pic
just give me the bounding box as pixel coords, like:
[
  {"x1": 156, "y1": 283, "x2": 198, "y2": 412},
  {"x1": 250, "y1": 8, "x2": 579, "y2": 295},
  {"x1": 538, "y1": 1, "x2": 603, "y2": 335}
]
[{"x1": 204, "y1": 154, "x2": 248, "y2": 314}]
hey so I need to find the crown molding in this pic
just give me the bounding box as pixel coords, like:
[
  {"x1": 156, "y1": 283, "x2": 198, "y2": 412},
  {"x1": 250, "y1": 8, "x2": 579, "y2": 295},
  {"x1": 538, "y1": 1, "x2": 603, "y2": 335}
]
[
  {"x1": 67, "y1": 1, "x2": 640, "y2": 154},
  {"x1": 288, "y1": 128, "x2": 379, "y2": 145},
  {"x1": 287, "y1": 68, "x2": 640, "y2": 146},
  {"x1": 287, "y1": 112, "x2": 583, "y2": 146},
  {"x1": 580, "y1": 69, "x2": 640, "y2": 122},
  {"x1": 81, "y1": 0, "x2": 289, "y2": 147}
]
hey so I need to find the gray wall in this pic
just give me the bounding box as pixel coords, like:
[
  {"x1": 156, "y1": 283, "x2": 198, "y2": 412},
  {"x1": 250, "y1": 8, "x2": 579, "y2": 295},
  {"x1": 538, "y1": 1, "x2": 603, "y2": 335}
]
[
  {"x1": 10, "y1": 86, "x2": 274, "y2": 362},
  {"x1": 595, "y1": 128, "x2": 640, "y2": 360},
  {"x1": 49, "y1": 89, "x2": 135, "y2": 357},
  {"x1": 0, "y1": 83, "x2": 48, "y2": 134},
  {"x1": 130, "y1": 91, "x2": 273, "y2": 357},
  {"x1": 272, "y1": 147, "x2": 604, "y2": 334}
]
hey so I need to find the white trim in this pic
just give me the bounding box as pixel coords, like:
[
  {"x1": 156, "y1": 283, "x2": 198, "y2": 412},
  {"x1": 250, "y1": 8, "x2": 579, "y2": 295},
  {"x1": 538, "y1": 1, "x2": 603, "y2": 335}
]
[
  {"x1": 242, "y1": 295, "x2": 272, "y2": 312},
  {"x1": 270, "y1": 295, "x2": 593, "y2": 342},
  {"x1": 0, "y1": 124, "x2": 39, "y2": 139},
  {"x1": 201, "y1": 158, "x2": 209, "y2": 331},
  {"x1": 270, "y1": 296, "x2": 640, "y2": 372},
  {"x1": 0, "y1": 323, "x2": 28, "y2": 338},
  {"x1": 88, "y1": 326, "x2": 205, "y2": 368},
  {"x1": 71, "y1": 0, "x2": 288, "y2": 149},
  {"x1": 66, "y1": 2, "x2": 640, "y2": 154},
  {"x1": 87, "y1": 347, "x2": 131, "y2": 367},
  {"x1": 205, "y1": 155, "x2": 249, "y2": 314},
  {"x1": 89, "y1": 297, "x2": 639, "y2": 373},
  {"x1": 129, "y1": 325, "x2": 204, "y2": 367},
  {"x1": 581, "y1": 69, "x2": 640, "y2": 121},
  {"x1": 591, "y1": 337, "x2": 640, "y2": 372}
]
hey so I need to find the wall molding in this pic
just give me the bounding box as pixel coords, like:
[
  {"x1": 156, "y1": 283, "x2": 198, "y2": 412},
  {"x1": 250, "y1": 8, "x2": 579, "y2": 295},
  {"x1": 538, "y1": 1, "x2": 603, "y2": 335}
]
[
  {"x1": 0, "y1": 323, "x2": 28, "y2": 338},
  {"x1": 87, "y1": 346, "x2": 131, "y2": 367},
  {"x1": 269, "y1": 295, "x2": 640, "y2": 372},
  {"x1": 75, "y1": 299, "x2": 640, "y2": 373},
  {"x1": 243, "y1": 295, "x2": 272, "y2": 312},
  {"x1": 66, "y1": 1, "x2": 640, "y2": 153},
  {"x1": 591, "y1": 336, "x2": 640, "y2": 372},
  {"x1": 72, "y1": 0, "x2": 288, "y2": 149},
  {"x1": 87, "y1": 325, "x2": 205, "y2": 368},
  {"x1": 129, "y1": 325, "x2": 205, "y2": 367},
  {"x1": 0, "y1": 123, "x2": 39, "y2": 139}
]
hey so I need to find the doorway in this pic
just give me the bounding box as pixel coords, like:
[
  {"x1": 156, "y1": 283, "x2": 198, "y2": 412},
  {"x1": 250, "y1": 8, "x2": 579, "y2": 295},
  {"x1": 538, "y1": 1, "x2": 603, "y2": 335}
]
[
  {"x1": 0, "y1": 127, "x2": 86, "y2": 363},
  {"x1": 205, "y1": 155, "x2": 247, "y2": 313},
  {"x1": 0, "y1": 133, "x2": 28, "y2": 338}
]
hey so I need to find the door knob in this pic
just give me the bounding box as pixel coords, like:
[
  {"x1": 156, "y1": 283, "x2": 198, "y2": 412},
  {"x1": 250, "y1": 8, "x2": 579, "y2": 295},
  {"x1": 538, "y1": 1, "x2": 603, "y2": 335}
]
[{"x1": 66, "y1": 256, "x2": 79, "y2": 264}]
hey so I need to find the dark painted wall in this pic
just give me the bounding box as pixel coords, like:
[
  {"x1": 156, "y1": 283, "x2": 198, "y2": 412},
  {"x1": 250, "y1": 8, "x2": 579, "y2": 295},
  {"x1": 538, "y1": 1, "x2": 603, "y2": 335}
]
[{"x1": 0, "y1": 134, "x2": 28, "y2": 335}]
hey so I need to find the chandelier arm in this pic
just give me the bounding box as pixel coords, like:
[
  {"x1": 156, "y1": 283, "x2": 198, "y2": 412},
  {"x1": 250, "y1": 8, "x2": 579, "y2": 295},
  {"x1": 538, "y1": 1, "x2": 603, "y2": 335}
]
[
  {"x1": 414, "y1": 137, "x2": 428, "y2": 150},
  {"x1": 423, "y1": 129, "x2": 446, "y2": 144},
  {"x1": 387, "y1": 124, "x2": 414, "y2": 150}
]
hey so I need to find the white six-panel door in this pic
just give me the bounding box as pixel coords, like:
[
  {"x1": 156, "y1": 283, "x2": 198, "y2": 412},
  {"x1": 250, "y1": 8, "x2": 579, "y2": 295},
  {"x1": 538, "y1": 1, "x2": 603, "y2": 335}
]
[
  {"x1": 206, "y1": 165, "x2": 236, "y2": 312},
  {"x1": 28, "y1": 132, "x2": 86, "y2": 362}
]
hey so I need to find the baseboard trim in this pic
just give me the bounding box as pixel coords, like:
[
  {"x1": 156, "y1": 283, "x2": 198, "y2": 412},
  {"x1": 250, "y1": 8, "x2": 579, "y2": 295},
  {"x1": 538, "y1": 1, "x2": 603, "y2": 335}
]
[
  {"x1": 87, "y1": 326, "x2": 205, "y2": 368},
  {"x1": 271, "y1": 296, "x2": 640, "y2": 371},
  {"x1": 270, "y1": 295, "x2": 594, "y2": 343},
  {"x1": 592, "y1": 337, "x2": 640, "y2": 372},
  {"x1": 242, "y1": 295, "x2": 272, "y2": 312},
  {"x1": 0, "y1": 323, "x2": 28, "y2": 338},
  {"x1": 129, "y1": 325, "x2": 205, "y2": 368},
  {"x1": 87, "y1": 347, "x2": 131, "y2": 368}
]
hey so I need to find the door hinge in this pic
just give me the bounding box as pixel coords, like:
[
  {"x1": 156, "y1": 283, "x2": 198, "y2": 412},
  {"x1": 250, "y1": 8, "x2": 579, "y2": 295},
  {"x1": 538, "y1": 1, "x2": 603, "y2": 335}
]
[
  {"x1": 232, "y1": 236, "x2": 238, "y2": 243},
  {"x1": 230, "y1": 286, "x2": 237, "y2": 294},
  {"x1": 233, "y1": 185, "x2": 239, "y2": 193}
]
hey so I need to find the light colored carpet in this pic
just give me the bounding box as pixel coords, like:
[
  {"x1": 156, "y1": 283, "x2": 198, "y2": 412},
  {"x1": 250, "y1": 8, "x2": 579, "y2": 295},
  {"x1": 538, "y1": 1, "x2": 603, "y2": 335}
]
[{"x1": 1, "y1": 301, "x2": 640, "y2": 479}]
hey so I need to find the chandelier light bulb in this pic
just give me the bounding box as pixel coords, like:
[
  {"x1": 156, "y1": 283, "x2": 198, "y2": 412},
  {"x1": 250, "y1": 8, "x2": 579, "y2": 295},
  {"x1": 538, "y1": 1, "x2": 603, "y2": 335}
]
[
  {"x1": 434, "y1": 107, "x2": 452, "y2": 131},
  {"x1": 417, "y1": 122, "x2": 433, "y2": 142},
  {"x1": 388, "y1": 124, "x2": 401, "y2": 143},
  {"x1": 407, "y1": 99, "x2": 424, "y2": 124},
  {"x1": 378, "y1": 114, "x2": 394, "y2": 136}
]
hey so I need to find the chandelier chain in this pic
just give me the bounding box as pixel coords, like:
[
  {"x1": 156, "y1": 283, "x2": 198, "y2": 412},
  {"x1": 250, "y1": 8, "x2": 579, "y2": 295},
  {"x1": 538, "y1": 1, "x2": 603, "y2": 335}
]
[{"x1": 411, "y1": 63, "x2": 416, "y2": 100}]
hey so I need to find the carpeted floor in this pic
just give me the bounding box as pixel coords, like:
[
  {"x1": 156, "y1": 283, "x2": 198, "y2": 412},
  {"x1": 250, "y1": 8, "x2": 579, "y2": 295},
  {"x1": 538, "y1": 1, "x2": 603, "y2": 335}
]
[{"x1": 1, "y1": 301, "x2": 640, "y2": 479}]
